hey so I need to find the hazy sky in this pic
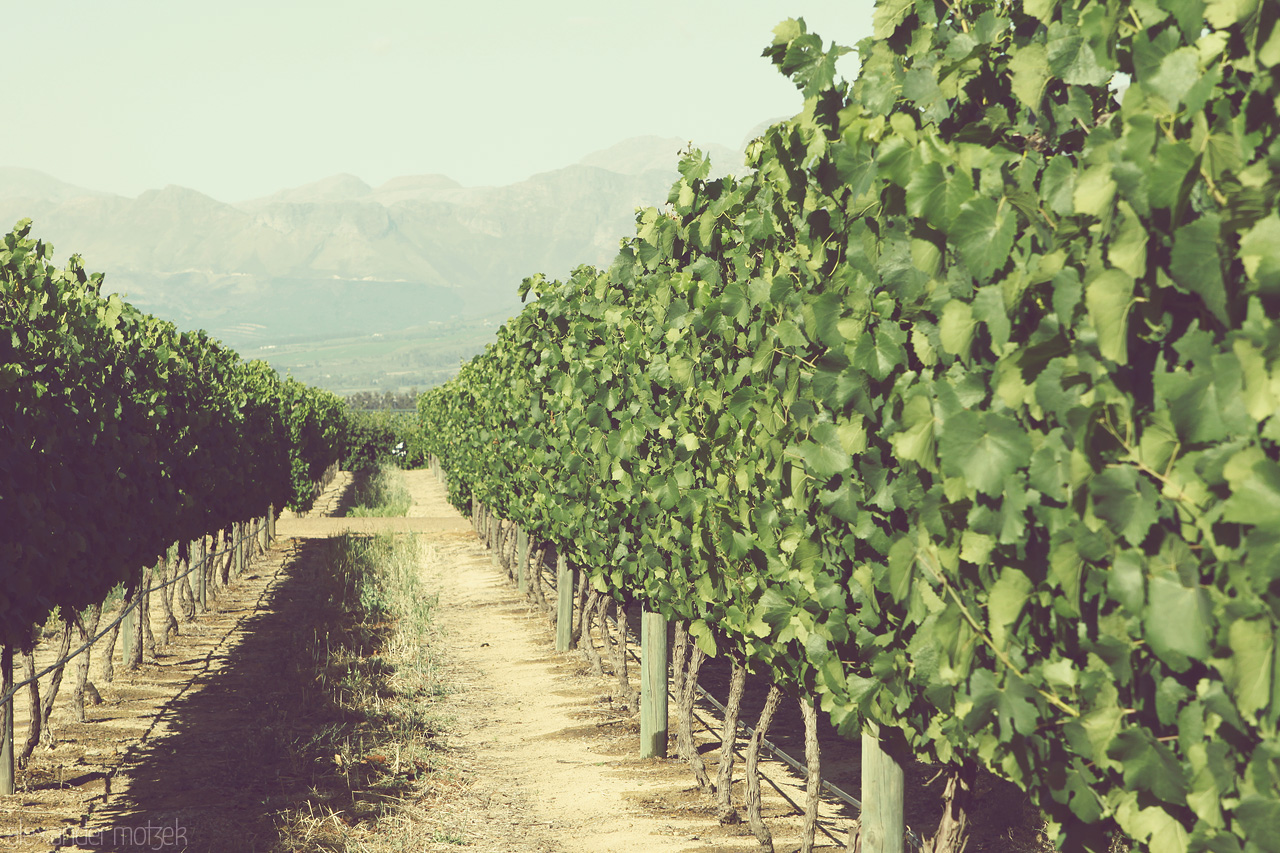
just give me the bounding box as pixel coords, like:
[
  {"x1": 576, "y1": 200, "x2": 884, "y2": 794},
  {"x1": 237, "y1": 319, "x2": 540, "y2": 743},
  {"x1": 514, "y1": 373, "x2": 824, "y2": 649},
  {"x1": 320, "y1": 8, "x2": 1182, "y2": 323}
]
[{"x1": 2, "y1": 1, "x2": 875, "y2": 203}]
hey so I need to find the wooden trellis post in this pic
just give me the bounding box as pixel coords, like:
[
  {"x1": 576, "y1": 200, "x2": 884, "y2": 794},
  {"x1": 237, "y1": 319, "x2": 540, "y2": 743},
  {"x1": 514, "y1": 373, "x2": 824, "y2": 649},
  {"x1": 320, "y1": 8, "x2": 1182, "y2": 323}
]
[
  {"x1": 517, "y1": 528, "x2": 529, "y2": 593},
  {"x1": 234, "y1": 522, "x2": 244, "y2": 578},
  {"x1": 555, "y1": 553, "x2": 573, "y2": 652},
  {"x1": 490, "y1": 518, "x2": 500, "y2": 568},
  {"x1": 122, "y1": 599, "x2": 136, "y2": 663},
  {"x1": 197, "y1": 538, "x2": 207, "y2": 611},
  {"x1": 640, "y1": 609, "x2": 669, "y2": 758},
  {"x1": 861, "y1": 727, "x2": 905, "y2": 853},
  {"x1": 1, "y1": 647, "x2": 13, "y2": 795}
]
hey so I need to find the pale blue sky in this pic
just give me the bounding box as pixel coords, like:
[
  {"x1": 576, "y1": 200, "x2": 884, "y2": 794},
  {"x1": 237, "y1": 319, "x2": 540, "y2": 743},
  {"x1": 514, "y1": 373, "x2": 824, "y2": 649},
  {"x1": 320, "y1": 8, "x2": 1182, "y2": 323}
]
[{"x1": 2, "y1": 1, "x2": 875, "y2": 202}]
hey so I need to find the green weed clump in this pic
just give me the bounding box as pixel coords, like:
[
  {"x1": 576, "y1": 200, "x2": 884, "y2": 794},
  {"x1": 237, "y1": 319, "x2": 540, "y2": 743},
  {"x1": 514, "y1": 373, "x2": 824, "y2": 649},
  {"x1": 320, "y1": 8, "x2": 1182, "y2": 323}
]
[{"x1": 348, "y1": 465, "x2": 412, "y2": 517}]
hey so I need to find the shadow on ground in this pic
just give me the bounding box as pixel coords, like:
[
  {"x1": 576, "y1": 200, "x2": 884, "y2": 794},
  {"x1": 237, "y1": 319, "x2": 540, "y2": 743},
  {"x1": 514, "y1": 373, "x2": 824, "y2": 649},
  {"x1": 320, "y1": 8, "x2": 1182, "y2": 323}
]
[
  {"x1": 82, "y1": 536, "x2": 403, "y2": 853},
  {"x1": 327, "y1": 469, "x2": 370, "y2": 519}
]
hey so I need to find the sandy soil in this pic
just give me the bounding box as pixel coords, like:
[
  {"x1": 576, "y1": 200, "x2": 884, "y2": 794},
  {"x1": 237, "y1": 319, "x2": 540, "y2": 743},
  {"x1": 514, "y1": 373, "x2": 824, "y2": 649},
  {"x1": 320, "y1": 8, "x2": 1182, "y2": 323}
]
[
  {"x1": 1, "y1": 468, "x2": 1051, "y2": 853},
  {"x1": 392, "y1": 470, "x2": 859, "y2": 852},
  {"x1": 0, "y1": 471, "x2": 859, "y2": 853}
]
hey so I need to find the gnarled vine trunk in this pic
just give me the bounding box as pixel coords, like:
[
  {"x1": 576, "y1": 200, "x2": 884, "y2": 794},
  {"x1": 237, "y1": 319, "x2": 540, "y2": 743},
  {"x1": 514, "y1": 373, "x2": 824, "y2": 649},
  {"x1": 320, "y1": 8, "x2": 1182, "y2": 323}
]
[
  {"x1": 671, "y1": 620, "x2": 688, "y2": 700},
  {"x1": 100, "y1": 600, "x2": 125, "y2": 684},
  {"x1": 746, "y1": 684, "x2": 783, "y2": 852},
  {"x1": 578, "y1": 591, "x2": 604, "y2": 676},
  {"x1": 799, "y1": 696, "x2": 821, "y2": 853},
  {"x1": 504, "y1": 522, "x2": 519, "y2": 578},
  {"x1": 571, "y1": 570, "x2": 588, "y2": 648},
  {"x1": 529, "y1": 544, "x2": 549, "y2": 611},
  {"x1": 19, "y1": 650, "x2": 39, "y2": 766},
  {"x1": 142, "y1": 567, "x2": 156, "y2": 659},
  {"x1": 925, "y1": 762, "x2": 975, "y2": 853},
  {"x1": 611, "y1": 598, "x2": 635, "y2": 709},
  {"x1": 677, "y1": 644, "x2": 712, "y2": 790},
  {"x1": 219, "y1": 527, "x2": 234, "y2": 585},
  {"x1": 38, "y1": 624, "x2": 74, "y2": 749},
  {"x1": 72, "y1": 603, "x2": 103, "y2": 723},
  {"x1": 715, "y1": 659, "x2": 748, "y2": 823},
  {"x1": 126, "y1": 568, "x2": 149, "y2": 671},
  {"x1": 178, "y1": 547, "x2": 197, "y2": 621},
  {"x1": 156, "y1": 552, "x2": 179, "y2": 643}
]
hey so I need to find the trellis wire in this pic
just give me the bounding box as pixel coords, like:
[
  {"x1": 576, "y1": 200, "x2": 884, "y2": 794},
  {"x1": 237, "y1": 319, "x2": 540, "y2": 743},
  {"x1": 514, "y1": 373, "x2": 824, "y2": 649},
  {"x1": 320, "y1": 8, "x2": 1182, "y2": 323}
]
[
  {"x1": 532, "y1": 542, "x2": 862, "y2": 811},
  {"x1": 0, "y1": 520, "x2": 270, "y2": 707}
]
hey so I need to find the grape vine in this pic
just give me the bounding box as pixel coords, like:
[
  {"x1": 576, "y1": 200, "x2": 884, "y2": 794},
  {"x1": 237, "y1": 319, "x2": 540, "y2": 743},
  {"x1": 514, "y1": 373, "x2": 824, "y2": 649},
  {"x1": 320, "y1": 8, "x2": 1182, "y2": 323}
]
[
  {"x1": 420, "y1": 1, "x2": 1280, "y2": 849},
  {"x1": 1, "y1": 219, "x2": 350, "y2": 650}
]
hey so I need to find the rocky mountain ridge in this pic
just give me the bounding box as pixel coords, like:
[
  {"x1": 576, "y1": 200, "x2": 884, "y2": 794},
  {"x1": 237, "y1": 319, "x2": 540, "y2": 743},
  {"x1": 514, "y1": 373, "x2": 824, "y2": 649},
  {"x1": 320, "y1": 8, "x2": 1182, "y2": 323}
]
[
  {"x1": 0, "y1": 136, "x2": 743, "y2": 393},
  {"x1": 0, "y1": 136, "x2": 741, "y2": 348}
]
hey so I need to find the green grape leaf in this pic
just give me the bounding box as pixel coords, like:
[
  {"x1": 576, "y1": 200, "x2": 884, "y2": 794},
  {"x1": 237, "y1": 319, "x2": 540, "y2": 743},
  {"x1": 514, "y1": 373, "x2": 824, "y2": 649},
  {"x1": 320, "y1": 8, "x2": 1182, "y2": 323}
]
[
  {"x1": 938, "y1": 410, "x2": 1033, "y2": 496},
  {"x1": 1074, "y1": 164, "x2": 1117, "y2": 218},
  {"x1": 873, "y1": 0, "x2": 914, "y2": 38},
  {"x1": 952, "y1": 197, "x2": 1017, "y2": 281},
  {"x1": 1090, "y1": 466, "x2": 1158, "y2": 546},
  {"x1": 1221, "y1": 616, "x2": 1273, "y2": 722},
  {"x1": 1235, "y1": 797, "x2": 1280, "y2": 853},
  {"x1": 988, "y1": 568, "x2": 1032, "y2": 651},
  {"x1": 1144, "y1": 572, "x2": 1212, "y2": 669},
  {"x1": 1046, "y1": 25, "x2": 1113, "y2": 86},
  {"x1": 1009, "y1": 43, "x2": 1050, "y2": 108},
  {"x1": 1085, "y1": 269, "x2": 1134, "y2": 364},
  {"x1": 1170, "y1": 216, "x2": 1228, "y2": 324},
  {"x1": 938, "y1": 300, "x2": 976, "y2": 360},
  {"x1": 1221, "y1": 456, "x2": 1280, "y2": 526},
  {"x1": 1239, "y1": 213, "x2": 1280, "y2": 294}
]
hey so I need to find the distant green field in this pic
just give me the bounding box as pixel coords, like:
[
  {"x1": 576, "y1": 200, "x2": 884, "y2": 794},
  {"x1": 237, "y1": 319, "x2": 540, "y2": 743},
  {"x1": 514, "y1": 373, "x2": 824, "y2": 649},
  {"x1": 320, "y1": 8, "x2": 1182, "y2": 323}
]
[
  {"x1": 121, "y1": 273, "x2": 512, "y2": 396},
  {"x1": 242, "y1": 320, "x2": 495, "y2": 395}
]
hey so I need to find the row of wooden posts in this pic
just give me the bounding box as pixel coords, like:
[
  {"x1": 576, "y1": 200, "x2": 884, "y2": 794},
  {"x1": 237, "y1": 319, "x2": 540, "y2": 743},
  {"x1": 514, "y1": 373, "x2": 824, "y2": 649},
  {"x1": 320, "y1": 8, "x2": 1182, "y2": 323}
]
[
  {"x1": 0, "y1": 511, "x2": 276, "y2": 797},
  {"x1": 427, "y1": 454, "x2": 908, "y2": 853}
]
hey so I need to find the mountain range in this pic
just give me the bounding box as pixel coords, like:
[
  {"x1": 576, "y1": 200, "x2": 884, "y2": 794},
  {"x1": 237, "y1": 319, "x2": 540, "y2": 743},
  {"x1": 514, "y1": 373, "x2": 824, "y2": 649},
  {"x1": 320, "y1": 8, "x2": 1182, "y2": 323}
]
[{"x1": 0, "y1": 136, "x2": 741, "y2": 392}]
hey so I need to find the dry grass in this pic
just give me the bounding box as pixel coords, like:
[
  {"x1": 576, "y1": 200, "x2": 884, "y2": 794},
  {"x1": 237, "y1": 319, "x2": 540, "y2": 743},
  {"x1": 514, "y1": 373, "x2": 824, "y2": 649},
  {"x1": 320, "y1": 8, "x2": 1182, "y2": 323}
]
[
  {"x1": 268, "y1": 530, "x2": 470, "y2": 853},
  {"x1": 347, "y1": 465, "x2": 413, "y2": 518}
]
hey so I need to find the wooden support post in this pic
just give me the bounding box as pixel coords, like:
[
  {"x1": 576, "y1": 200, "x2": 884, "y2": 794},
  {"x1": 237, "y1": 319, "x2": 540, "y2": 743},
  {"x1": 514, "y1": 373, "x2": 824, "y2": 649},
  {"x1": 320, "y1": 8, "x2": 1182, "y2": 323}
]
[
  {"x1": 234, "y1": 523, "x2": 245, "y2": 578},
  {"x1": 555, "y1": 553, "x2": 573, "y2": 652},
  {"x1": 861, "y1": 729, "x2": 905, "y2": 853},
  {"x1": 197, "y1": 538, "x2": 207, "y2": 612},
  {"x1": 491, "y1": 518, "x2": 500, "y2": 568},
  {"x1": 640, "y1": 609, "x2": 669, "y2": 758},
  {"x1": 267, "y1": 505, "x2": 276, "y2": 543},
  {"x1": 1, "y1": 646, "x2": 14, "y2": 795},
  {"x1": 122, "y1": 600, "x2": 136, "y2": 663},
  {"x1": 517, "y1": 528, "x2": 529, "y2": 594}
]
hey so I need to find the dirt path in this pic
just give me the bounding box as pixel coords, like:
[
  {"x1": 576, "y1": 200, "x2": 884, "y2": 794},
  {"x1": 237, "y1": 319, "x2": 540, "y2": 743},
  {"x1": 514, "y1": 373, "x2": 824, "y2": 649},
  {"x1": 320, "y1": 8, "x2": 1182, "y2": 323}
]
[
  {"x1": 0, "y1": 469, "x2": 860, "y2": 852},
  {"x1": 350, "y1": 470, "x2": 858, "y2": 853}
]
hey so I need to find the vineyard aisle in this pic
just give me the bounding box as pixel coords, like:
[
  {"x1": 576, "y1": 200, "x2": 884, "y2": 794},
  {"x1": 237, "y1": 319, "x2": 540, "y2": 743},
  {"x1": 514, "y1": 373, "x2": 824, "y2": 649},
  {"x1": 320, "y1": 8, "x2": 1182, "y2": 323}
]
[
  {"x1": 373, "y1": 469, "x2": 837, "y2": 853},
  {"x1": 1, "y1": 470, "x2": 833, "y2": 853}
]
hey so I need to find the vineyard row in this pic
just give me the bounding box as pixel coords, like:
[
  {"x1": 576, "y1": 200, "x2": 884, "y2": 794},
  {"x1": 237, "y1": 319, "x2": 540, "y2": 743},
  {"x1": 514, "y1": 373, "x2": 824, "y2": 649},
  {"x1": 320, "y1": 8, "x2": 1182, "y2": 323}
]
[
  {"x1": 1, "y1": 213, "x2": 352, "y2": 794},
  {"x1": 415, "y1": 8, "x2": 1280, "y2": 853}
]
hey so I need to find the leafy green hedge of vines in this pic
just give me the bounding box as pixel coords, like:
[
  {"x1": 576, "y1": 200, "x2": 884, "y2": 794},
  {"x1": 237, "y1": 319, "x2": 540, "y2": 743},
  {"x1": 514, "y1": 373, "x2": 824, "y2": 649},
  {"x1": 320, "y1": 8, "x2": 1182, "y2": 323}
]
[
  {"x1": 420, "y1": 2, "x2": 1280, "y2": 850},
  {"x1": 1, "y1": 220, "x2": 350, "y2": 649}
]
